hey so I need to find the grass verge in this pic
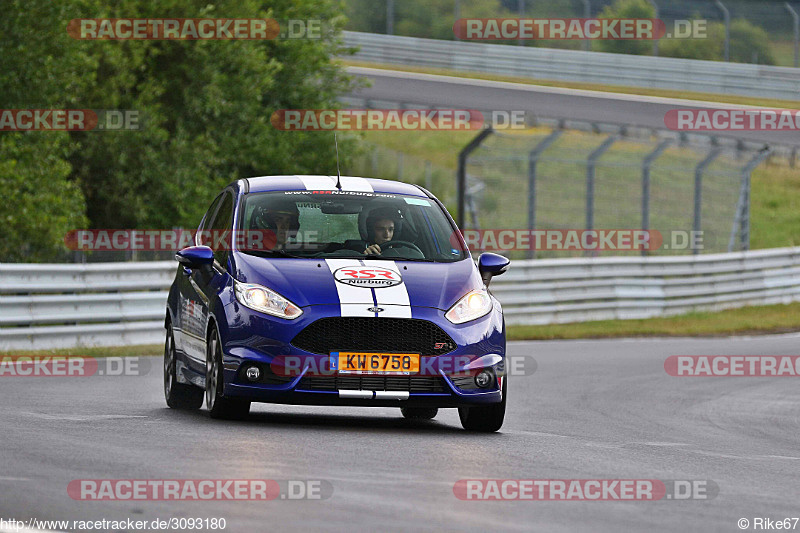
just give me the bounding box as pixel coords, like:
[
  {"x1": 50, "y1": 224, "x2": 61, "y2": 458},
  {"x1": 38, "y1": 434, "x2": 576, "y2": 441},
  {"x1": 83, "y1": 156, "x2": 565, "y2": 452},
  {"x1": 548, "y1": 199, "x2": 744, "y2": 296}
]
[
  {"x1": 507, "y1": 302, "x2": 800, "y2": 340},
  {"x1": 0, "y1": 344, "x2": 163, "y2": 358},
  {"x1": 4, "y1": 303, "x2": 800, "y2": 354}
]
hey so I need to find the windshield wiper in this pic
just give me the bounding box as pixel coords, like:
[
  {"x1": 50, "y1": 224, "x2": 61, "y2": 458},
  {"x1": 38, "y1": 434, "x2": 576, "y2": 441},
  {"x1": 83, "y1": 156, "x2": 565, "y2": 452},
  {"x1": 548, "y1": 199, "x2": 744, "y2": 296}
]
[
  {"x1": 365, "y1": 254, "x2": 433, "y2": 262},
  {"x1": 241, "y1": 249, "x2": 304, "y2": 259}
]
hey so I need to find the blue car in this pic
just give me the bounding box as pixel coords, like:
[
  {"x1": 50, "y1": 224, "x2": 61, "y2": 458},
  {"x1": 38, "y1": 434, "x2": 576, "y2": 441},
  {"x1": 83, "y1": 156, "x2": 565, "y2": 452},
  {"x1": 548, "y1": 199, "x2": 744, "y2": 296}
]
[{"x1": 164, "y1": 175, "x2": 510, "y2": 431}]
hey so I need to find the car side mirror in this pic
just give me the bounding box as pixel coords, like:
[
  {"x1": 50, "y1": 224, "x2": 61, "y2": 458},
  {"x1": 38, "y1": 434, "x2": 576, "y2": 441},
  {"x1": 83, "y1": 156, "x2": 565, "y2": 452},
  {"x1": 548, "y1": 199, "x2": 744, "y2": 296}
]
[
  {"x1": 176, "y1": 246, "x2": 214, "y2": 269},
  {"x1": 478, "y1": 252, "x2": 510, "y2": 287}
]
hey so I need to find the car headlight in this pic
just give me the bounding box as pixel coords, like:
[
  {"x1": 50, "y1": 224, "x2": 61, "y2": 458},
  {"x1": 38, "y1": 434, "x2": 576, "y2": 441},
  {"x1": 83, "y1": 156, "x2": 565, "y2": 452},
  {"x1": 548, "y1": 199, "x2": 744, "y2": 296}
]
[
  {"x1": 445, "y1": 289, "x2": 492, "y2": 324},
  {"x1": 234, "y1": 281, "x2": 302, "y2": 320}
]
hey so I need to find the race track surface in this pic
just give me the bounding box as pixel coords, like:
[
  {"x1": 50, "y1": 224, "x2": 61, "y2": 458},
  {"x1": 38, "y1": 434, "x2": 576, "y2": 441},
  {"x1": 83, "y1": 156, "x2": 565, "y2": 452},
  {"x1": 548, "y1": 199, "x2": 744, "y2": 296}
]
[
  {"x1": 347, "y1": 67, "x2": 795, "y2": 147},
  {"x1": 1, "y1": 335, "x2": 799, "y2": 532}
]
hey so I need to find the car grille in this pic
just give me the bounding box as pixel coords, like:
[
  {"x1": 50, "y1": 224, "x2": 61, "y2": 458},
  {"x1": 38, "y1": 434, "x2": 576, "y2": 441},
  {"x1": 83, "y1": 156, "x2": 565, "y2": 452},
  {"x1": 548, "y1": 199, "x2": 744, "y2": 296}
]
[
  {"x1": 291, "y1": 317, "x2": 456, "y2": 356},
  {"x1": 297, "y1": 375, "x2": 448, "y2": 393}
]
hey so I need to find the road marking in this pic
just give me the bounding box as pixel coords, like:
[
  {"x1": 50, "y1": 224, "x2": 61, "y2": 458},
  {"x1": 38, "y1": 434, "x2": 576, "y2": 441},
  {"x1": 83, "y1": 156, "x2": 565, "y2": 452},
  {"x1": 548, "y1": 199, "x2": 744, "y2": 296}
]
[
  {"x1": 0, "y1": 477, "x2": 31, "y2": 481},
  {"x1": 686, "y1": 449, "x2": 746, "y2": 459},
  {"x1": 583, "y1": 442, "x2": 624, "y2": 449},
  {"x1": 22, "y1": 413, "x2": 147, "y2": 422}
]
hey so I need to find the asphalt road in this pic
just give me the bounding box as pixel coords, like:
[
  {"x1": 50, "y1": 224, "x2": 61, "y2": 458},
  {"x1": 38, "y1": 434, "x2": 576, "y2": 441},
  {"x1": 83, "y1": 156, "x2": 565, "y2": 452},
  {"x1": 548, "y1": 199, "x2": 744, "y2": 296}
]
[
  {"x1": 347, "y1": 66, "x2": 799, "y2": 147},
  {"x1": 2, "y1": 335, "x2": 799, "y2": 532}
]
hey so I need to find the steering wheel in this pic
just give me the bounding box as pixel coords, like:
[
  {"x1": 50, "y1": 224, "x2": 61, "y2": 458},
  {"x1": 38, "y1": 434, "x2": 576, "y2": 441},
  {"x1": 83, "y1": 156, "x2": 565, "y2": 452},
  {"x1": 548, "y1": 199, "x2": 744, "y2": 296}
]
[{"x1": 376, "y1": 240, "x2": 424, "y2": 256}]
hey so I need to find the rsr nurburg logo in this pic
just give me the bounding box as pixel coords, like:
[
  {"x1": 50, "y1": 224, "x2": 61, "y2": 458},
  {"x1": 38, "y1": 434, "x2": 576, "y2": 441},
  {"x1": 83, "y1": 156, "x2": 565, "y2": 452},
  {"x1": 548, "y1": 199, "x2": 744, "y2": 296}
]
[{"x1": 333, "y1": 267, "x2": 403, "y2": 288}]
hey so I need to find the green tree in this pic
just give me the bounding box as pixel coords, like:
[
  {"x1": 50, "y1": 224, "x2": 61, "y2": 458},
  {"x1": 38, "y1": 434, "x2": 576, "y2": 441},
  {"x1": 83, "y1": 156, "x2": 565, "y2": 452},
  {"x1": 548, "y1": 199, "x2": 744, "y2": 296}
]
[
  {"x1": 0, "y1": 1, "x2": 91, "y2": 261},
  {"x1": 0, "y1": 135, "x2": 88, "y2": 262},
  {"x1": 345, "y1": 0, "x2": 512, "y2": 40},
  {"x1": 594, "y1": 0, "x2": 655, "y2": 55},
  {"x1": 729, "y1": 18, "x2": 775, "y2": 65},
  {"x1": 659, "y1": 19, "x2": 722, "y2": 61},
  {"x1": 67, "y1": 0, "x2": 357, "y2": 229},
  {"x1": 660, "y1": 19, "x2": 775, "y2": 65},
  {"x1": 1, "y1": 0, "x2": 357, "y2": 263}
]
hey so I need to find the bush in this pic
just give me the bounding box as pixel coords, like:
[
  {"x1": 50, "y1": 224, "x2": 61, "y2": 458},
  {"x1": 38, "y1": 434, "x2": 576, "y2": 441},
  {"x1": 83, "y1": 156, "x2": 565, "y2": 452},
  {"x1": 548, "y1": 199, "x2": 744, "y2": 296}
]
[
  {"x1": 0, "y1": 134, "x2": 88, "y2": 262},
  {"x1": 594, "y1": 0, "x2": 655, "y2": 55},
  {"x1": 660, "y1": 18, "x2": 775, "y2": 65}
]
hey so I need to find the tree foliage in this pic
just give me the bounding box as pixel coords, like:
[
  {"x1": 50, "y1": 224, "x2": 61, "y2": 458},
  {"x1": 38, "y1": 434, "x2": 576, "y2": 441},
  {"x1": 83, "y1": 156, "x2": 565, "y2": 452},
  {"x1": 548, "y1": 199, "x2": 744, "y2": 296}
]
[
  {"x1": 594, "y1": 0, "x2": 655, "y2": 55},
  {"x1": 345, "y1": 0, "x2": 512, "y2": 40},
  {"x1": 0, "y1": 0, "x2": 356, "y2": 261},
  {"x1": 660, "y1": 18, "x2": 776, "y2": 65},
  {"x1": 0, "y1": 1, "x2": 91, "y2": 261}
]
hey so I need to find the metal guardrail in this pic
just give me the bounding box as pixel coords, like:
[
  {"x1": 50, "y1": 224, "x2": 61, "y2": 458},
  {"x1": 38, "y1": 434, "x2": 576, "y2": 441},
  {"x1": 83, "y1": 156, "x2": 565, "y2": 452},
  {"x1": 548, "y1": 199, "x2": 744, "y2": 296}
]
[
  {"x1": 0, "y1": 262, "x2": 174, "y2": 350},
  {"x1": 494, "y1": 247, "x2": 800, "y2": 325},
  {"x1": 3, "y1": 248, "x2": 800, "y2": 349},
  {"x1": 343, "y1": 31, "x2": 800, "y2": 101}
]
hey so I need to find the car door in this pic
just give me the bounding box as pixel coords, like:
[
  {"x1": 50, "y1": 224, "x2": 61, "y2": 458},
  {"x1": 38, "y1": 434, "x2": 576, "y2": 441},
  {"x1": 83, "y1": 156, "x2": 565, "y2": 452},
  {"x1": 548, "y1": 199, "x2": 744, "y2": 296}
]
[
  {"x1": 180, "y1": 190, "x2": 235, "y2": 372},
  {"x1": 175, "y1": 193, "x2": 223, "y2": 367}
]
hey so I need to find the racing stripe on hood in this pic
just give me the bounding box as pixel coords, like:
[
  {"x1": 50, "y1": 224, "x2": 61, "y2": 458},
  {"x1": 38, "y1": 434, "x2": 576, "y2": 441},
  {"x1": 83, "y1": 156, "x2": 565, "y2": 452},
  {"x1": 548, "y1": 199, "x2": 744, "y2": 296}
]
[
  {"x1": 325, "y1": 258, "x2": 374, "y2": 317},
  {"x1": 297, "y1": 175, "x2": 373, "y2": 192},
  {"x1": 362, "y1": 259, "x2": 412, "y2": 318}
]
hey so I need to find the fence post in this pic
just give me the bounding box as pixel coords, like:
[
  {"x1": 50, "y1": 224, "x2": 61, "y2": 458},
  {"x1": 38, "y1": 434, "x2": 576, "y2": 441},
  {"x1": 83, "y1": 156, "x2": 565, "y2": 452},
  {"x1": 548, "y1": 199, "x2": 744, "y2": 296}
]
[
  {"x1": 526, "y1": 130, "x2": 563, "y2": 259},
  {"x1": 714, "y1": 0, "x2": 730, "y2": 61},
  {"x1": 641, "y1": 139, "x2": 671, "y2": 256},
  {"x1": 647, "y1": 0, "x2": 659, "y2": 56},
  {"x1": 425, "y1": 160, "x2": 432, "y2": 191},
  {"x1": 397, "y1": 152, "x2": 403, "y2": 181},
  {"x1": 386, "y1": 0, "x2": 394, "y2": 35},
  {"x1": 786, "y1": 2, "x2": 800, "y2": 68},
  {"x1": 586, "y1": 135, "x2": 617, "y2": 233},
  {"x1": 581, "y1": 0, "x2": 591, "y2": 51},
  {"x1": 518, "y1": 0, "x2": 525, "y2": 46},
  {"x1": 457, "y1": 128, "x2": 493, "y2": 229},
  {"x1": 728, "y1": 147, "x2": 771, "y2": 252},
  {"x1": 454, "y1": 0, "x2": 461, "y2": 41},
  {"x1": 694, "y1": 147, "x2": 722, "y2": 255}
]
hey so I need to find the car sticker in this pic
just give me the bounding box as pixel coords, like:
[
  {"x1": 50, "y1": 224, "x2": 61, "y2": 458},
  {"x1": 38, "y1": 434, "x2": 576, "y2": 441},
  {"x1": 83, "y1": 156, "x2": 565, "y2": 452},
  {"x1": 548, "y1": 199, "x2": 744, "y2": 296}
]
[
  {"x1": 404, "y1": 197, "x2": 431, "y2": 206},
  {"x1": 325, "y1": 259, "x2": 375, "y2": 317},
  {"x1": 297, "y1": 175, "x2": 373, "y2": 192},
  {"x1": 333, "y1": 266, "x2": 403, "y2": 288}
]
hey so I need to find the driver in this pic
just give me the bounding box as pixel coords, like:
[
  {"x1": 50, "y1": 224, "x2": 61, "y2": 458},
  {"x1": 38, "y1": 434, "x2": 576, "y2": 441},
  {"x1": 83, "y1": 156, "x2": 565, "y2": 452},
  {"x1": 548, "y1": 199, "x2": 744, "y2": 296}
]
[
  {"x1": 364, "y1": 208, "x2": 398, "y2": 255},
  {"x1": 251, "y1": 200, "x2": 300, "y2": 250}
]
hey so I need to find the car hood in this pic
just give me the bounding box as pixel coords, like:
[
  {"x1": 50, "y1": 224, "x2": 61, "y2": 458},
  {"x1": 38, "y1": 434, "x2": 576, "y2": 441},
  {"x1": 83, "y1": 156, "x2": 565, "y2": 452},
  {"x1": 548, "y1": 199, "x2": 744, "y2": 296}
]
[{"x1": 231, "y1": 253, "x2": 483, "y2": 310}]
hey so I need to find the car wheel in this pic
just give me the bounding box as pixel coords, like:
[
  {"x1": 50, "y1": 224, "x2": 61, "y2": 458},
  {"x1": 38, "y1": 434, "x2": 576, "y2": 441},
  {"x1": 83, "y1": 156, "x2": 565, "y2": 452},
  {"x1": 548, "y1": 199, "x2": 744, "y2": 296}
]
[
  {"x1": 458, "y1": 377, "x2": 506, "y2": 432},
  {"x1": 400, "y1": 407, "x2": 438, "y2": 420},
  {"x1": 164, "y1": 321, "x2": 204, "y2": 410},
  {"x1": 206, "y1": 325, "x2": 250, "y2": 420}
]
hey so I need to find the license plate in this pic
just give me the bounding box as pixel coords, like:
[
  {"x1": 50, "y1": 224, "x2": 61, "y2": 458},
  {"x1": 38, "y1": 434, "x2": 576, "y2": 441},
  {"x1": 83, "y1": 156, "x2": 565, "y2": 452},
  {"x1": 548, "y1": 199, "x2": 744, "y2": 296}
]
[{"x1": 332, "y1": 352, "x2": 420, "y2": 375}]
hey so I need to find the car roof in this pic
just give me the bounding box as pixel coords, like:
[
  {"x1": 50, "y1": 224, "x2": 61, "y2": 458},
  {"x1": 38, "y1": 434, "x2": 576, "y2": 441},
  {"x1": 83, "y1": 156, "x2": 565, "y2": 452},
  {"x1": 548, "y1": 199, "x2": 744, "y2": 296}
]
[{"x1": 243, "y1": 175, "x2": 431, "y2": 198}]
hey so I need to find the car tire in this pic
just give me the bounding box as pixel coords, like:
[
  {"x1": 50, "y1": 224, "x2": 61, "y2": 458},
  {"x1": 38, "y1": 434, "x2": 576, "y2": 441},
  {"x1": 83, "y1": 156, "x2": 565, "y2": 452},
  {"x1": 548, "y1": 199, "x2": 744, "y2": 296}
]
[
  {"x1": 206, "y1": 325, "x2": 251, "y2": 420},
  {"x1": 458, "y1": 377, "x2": 506, "y2": 432},
  {"x1": 400, "y1": 407, "x2": 438, "y2": 420},
  {"x1": 164, "y1": 321, "x2": 204, "y2": 410}
]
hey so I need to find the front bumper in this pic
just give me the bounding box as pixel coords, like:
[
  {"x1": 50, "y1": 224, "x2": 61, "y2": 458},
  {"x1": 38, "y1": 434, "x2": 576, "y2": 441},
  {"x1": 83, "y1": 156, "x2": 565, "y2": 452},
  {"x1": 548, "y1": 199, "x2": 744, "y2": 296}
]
[{"x1": 218, "y1": 302, "x2": 506, "y2": 407}]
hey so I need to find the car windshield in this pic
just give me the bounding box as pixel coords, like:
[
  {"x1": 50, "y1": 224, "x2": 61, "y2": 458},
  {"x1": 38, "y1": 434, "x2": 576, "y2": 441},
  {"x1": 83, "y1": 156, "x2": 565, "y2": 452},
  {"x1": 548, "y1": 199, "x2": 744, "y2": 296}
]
[{"x1": 237, "y1": 190, "x2": 468, "y2": 262}]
